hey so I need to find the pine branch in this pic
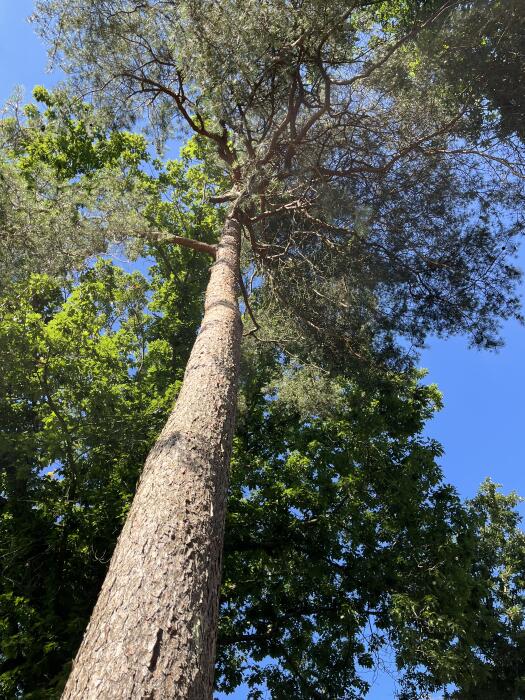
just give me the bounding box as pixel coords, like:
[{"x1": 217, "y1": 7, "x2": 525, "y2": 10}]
[{"x1": 146, "y1": 231, "x2": 217, "y2": 258}]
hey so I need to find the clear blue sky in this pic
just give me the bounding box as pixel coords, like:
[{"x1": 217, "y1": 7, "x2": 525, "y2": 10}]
[{"x1": 1, "y1": 3, "x2": 524, "y2": 698}]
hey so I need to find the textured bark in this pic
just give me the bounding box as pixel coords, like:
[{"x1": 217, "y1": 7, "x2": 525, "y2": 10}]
[{"x1": 61, "y1": 214, "x2": 243, "y2": 699}]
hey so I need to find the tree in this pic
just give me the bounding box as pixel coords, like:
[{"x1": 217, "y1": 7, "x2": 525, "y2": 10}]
[
  {"x1": 0, "y1": 86, "x2": 222, "y2": 287},
  {"x1": 416, "y1": 0, "x2": 525, "y2": 141},
  {"x1": 24, "y1": 0, "x2": 525, "y2": 696},
  {"x1": 446, "y1": 482, "x2": 525, "y2": 700},
  {"x1": 220, "y1": 353, "x2": 525, "y2": 700},
  {"x1": 0, "y1": 264, "x2": 162, "y2": 698},
  {"x1": 0, "y1": 89, "x2": 227, "y2": 697},
  {"x1": 0, "y1": 87, "x2": 151, "y2": 286},
  {"x1": 2, "y1": 260, "x2": 525, "y2": 699}
]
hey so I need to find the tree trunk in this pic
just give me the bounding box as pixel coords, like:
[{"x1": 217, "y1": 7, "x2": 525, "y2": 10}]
[{"x1": 61, "y1": 213, "x2": 243, "y2": 699}]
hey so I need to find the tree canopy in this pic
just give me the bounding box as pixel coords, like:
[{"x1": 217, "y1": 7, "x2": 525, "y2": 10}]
[{"x1": 32, "y1": 0, "x2": 525, "y2": 367}]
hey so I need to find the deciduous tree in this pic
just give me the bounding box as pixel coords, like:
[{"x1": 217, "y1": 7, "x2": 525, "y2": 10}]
[{"x1": 2, "y1": 262, "x2": 524, "y2": 699}]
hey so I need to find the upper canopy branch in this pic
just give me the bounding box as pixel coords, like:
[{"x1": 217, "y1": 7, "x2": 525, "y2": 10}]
[
  {"x1": 120, "y1": 70, "x2": 235, "y2": 165},
  {"x1": 318, "y1": 110, "x2": 468, "y2": 178},
  {"x1": 145, "y1": 230, "x2": 217, "y2": 258},
  {"x1": 329, "y1": 0, "x2": 460, "y2": 87}
]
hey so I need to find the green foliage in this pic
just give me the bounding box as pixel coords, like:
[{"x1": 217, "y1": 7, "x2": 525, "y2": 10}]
[
  {"x1": 0, "y1": 105, "x2": 222, "y2": 696},
  {"x1": 1, "y1": 261, "x2": 524, "y2": 698},
  {"x1": 31, "y1": 0, "x2": 525, "y2": 365},
  {"x1": 417, "y1": 0, "x2": 525, "y2": 141},
  {"x1": 0, "y1": 250, "x2": 211, "y2": 697},
  {"x1": 217, "y1": 350, "x2": 524, "y2": 699},
  {"x1": 0, "y1": 19, "x2": 524, "y2": 691},
  {"x1": 444, "y1": 482, "x2": 525, "y2": 699},
  {"x1": 0, "y1": 91, "x2": 148, "y2": 286},
  {"x1": 0, "y1": 89, "x2": 228, "y2": 295},
  {"x1": 0, "y1": 91, "x2": 524, "y2": 699},
  {"x1": 2, "y1": 86, "x2": 148, "y2": 179}
]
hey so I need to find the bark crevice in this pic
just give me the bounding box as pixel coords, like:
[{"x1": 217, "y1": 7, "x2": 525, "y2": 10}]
[{"x1": 148, "y1": 629, "x2": 164, "y2": 672}]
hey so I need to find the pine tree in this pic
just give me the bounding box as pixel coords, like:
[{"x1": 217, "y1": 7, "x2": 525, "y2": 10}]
[{"x1": 4, "y1": 1, "x2": 524, "y2": 695}]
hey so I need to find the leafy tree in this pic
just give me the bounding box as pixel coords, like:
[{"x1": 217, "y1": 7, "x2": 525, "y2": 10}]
[
  {"x1": 220, "y1": 353, "x2": 525, "y2": 699},
  {"x1": 0, "y1": 264, "x2": 156, "y2": 698},
  {"x1": 0, "y1": 90, "x2": 219, "y2": 697},
  {"x1": 0, "y1": 245, "x2": 211, "y2": 697},
  {"x1": 417, "y1": 0, "x2": 525, "y2": 141},
  {"x1": 445, "y1": 482, "x2": 525, "y2": 699},
  {"x1": 2, "y1": 263, "x2": 525, "y2": 698},
  {"x1": 19, "y1": 1, "x2": 525, "y2": 695},
  {"x1": 0, "y1": 87, "x2": 221, "y2": 287},
  {"x1": 0, "y1": 88, "x2": 150, "y2": 286}
]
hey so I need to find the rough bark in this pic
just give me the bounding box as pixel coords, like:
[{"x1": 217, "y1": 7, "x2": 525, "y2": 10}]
[{"x1": 61, "y1": 213, "x2": 243, "y2": 699}]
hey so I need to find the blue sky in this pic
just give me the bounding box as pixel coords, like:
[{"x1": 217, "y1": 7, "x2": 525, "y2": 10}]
[{"x1": 1, "y1": 2, "x2": 524, "y2": 698}]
